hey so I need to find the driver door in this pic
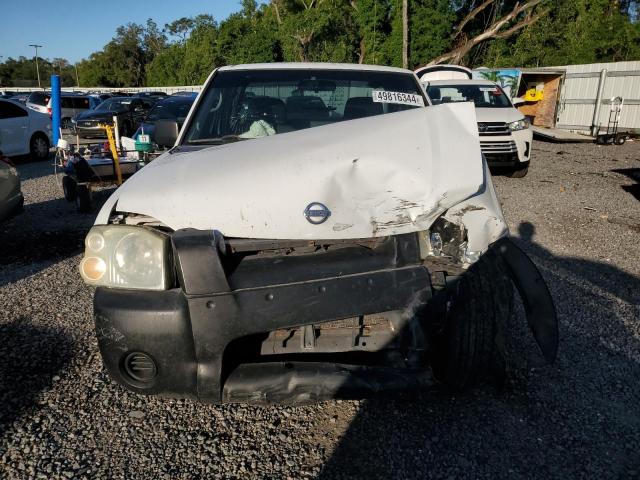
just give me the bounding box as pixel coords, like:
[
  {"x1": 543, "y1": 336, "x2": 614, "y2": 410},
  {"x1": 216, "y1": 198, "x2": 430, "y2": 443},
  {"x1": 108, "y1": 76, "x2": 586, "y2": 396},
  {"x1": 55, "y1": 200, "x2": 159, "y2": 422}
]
[{"x1": 0, "y1": 100, "x2": 29, "y2": 156}]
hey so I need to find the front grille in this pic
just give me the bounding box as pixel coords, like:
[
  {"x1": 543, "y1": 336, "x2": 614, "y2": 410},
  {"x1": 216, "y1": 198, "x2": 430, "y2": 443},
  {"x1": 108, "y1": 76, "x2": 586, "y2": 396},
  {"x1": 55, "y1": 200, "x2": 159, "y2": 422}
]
[
  {"x1": 80, "y1": 121, "x2": 97, "y2": 127},
  {"x1": 477, "y1": 122, "x2": 510, "y2": 136},
  {"x1": 480, "y1": 140, "x2": 518, "y2": 154}
]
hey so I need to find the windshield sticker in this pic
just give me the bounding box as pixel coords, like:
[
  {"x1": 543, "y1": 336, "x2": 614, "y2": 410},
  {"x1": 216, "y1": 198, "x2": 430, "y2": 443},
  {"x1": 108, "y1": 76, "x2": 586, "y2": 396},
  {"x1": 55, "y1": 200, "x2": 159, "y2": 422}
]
[
  {"x1": 479, "y1": 87, "x2": 499, "y2": 93},
  {"x1": 372, "y1": 90, "x2": 425, "y2": 107}
]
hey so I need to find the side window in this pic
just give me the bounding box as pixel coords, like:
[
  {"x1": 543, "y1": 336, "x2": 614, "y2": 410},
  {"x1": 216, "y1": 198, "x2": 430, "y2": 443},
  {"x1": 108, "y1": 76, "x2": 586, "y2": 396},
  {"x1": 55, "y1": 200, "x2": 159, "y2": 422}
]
[
  {"x1": 61, "y1": 97, "x2": 75, "y2": 108},
  {"x1": 0, "y1": 100, "x2": 28, "y2": 119},
  {"x1": 72, "y1": 97, "x2": 90, "y2": 109}
]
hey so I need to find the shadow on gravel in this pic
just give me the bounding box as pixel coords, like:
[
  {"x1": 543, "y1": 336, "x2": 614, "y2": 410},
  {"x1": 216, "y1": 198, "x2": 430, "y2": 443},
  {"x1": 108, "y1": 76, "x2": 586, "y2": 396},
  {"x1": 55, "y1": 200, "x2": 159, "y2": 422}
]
[
  {"x1": 10, "y1": 153, "x2": 55, "y2": 181},
  {"x1": 611, "y1": 168, "x2": 640, "y2": 201},
  {"x1": 319, "y1": 222, "x2": 640, "y2": 479},
  {"x1": 0, "y1": 319, "x2": 74, "y2": 434},
  {"x1": 0, "y1": 190, "x2": 113, "y2": 288}
]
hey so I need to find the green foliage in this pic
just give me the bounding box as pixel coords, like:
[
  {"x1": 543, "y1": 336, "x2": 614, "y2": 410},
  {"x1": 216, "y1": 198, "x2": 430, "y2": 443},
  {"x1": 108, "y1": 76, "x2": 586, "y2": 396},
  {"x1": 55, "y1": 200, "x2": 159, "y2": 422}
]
[
  {"x1": 2, "y1": 0, "x2": 639, "y2": 88},
  {"x1": 480, "y1": 0, "x2": 640, "y2": 67},
  {"x1": 0, "y1": 56, "x2": 78, "y2": 88}
]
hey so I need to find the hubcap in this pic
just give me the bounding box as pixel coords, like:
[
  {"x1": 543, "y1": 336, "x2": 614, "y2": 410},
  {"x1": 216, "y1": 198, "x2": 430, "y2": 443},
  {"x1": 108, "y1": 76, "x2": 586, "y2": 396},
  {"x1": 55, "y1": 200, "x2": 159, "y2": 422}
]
[{"x1": 33, "y1": 138, "x2": 48, "y2": 158}]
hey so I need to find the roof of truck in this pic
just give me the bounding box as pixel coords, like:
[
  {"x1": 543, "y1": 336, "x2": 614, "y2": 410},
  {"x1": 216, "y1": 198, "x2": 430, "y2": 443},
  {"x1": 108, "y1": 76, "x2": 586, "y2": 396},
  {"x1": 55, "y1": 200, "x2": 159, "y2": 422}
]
[{"x1": 218, "y1": 63, "x2": 415, "y2": 74}]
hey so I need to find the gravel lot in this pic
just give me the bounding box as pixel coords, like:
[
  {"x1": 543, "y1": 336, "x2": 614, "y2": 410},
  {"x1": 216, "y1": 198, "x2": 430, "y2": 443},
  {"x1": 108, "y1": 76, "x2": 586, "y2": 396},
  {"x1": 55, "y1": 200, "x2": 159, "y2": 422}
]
[{"x1": 1, "y1": 140, "x2": 639, "y2": 479}]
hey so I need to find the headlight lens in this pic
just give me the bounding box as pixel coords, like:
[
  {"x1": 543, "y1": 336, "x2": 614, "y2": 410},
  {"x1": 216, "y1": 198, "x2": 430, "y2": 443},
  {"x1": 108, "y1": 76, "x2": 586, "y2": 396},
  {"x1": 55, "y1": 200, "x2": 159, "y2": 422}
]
[
  {"x1": 80, "y1": 225, "x2": 171, "y2": 290},
  {"x1": 508, "y1": 118, "x2": 530, "y2": 131}
]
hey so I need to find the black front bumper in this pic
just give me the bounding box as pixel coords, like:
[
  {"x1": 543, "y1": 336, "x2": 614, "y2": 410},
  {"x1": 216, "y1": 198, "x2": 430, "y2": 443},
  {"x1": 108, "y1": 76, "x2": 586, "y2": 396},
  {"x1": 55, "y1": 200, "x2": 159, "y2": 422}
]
[
  {"x1": 94, "y1": 230, "x2": 433, "y2": 403},
  {"x1": 94, "y1": 231, "x2": 558, "y2": 404}
]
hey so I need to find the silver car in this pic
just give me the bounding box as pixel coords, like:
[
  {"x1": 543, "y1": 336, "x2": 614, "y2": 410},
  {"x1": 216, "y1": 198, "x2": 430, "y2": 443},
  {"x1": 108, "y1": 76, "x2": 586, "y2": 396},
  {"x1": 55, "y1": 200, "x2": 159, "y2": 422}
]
[{"x1": 0, "y1": 153, "x2": 24, "y2": 222}]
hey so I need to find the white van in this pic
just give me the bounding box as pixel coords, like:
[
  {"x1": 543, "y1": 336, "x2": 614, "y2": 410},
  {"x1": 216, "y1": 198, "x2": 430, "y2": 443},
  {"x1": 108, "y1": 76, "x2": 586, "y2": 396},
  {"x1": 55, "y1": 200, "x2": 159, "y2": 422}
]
[{"x1": 417, "y1": 66, "x2": 532, "y2": 178}]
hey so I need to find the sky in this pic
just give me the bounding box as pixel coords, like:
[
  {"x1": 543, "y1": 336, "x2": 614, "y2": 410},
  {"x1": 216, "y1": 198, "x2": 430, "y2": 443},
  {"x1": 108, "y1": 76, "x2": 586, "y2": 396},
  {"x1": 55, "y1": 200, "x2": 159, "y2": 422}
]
[{"x1": 0, "y1": 0, "x2": 247, "y2": 63}]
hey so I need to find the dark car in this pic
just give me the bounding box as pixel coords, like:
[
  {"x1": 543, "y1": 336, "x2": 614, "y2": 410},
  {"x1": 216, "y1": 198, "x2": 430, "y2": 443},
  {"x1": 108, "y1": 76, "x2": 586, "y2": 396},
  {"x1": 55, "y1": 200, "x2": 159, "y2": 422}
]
[
  {"x1": 132, "y1": 95, "x2": 195, "y2": 143},
  {"x1": 170, "y1": 91, "x2": 198, "y2": 98},
  {"x1": 9, "y1": 92, "x2": 30, "y2": 104},
  {"x1": 133, "y1": 91, "x2": 168, "y2": 101},
  {"x1": 90, "y1": 93, "x2": 114, "y2": 102},
  {"x1": 73, "y1": 97, "x2": 155, "y2": 138}
]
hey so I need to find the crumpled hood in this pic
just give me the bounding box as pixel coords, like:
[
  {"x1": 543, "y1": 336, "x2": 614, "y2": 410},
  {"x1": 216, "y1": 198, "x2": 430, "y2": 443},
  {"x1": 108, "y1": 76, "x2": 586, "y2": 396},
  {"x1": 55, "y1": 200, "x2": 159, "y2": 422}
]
[{"x1": 97, "y1": 103, "x2": 484, "y2": 239}]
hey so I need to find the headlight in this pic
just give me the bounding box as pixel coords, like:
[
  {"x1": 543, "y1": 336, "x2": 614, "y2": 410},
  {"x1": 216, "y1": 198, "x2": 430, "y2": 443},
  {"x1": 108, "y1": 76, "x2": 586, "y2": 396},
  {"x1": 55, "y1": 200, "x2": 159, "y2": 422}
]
[
  {"x1": 508, "y1": 118, "x2": 530, "y2": 131},
  {"x1": 80, "y1": 225, "x2": 172, "y2": 290}
]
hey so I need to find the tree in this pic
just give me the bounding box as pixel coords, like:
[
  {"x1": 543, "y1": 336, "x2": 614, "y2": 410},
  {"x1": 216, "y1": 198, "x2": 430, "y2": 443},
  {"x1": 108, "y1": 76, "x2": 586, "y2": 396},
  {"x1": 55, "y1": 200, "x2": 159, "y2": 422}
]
[
  {"x1": 276, "y1": 0, "x2": 358, "y2": 62},
  {"x1": 425, "y1": 0, "x2": 550, "y2": 66},
  {"x1": 164, "y1": 17, "x2": 196, "y2": 42},
  {"x1": 349, "y1": 0, "x2": 389, "y2": 64},
  {"x1": 480, "y1": 0, "x2": 640, "y2": 67}
]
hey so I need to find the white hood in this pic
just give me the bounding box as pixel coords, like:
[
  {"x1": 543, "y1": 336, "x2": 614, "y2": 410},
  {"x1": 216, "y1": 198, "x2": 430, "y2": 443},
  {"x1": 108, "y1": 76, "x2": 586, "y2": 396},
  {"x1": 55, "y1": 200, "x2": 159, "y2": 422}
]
[{"x1": 97, "y1": 103, "x2": 485, "y2": 240}]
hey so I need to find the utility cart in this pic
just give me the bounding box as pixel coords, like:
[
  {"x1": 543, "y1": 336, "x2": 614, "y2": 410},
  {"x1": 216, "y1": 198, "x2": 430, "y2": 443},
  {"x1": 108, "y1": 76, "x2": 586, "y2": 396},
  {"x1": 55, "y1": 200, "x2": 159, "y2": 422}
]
[
  {"x1": 596, "y1": 96, "x2": 629, "y2": 145},
  {"x1": 55, "y1": 124, "x2": 156, "y2": 212}
]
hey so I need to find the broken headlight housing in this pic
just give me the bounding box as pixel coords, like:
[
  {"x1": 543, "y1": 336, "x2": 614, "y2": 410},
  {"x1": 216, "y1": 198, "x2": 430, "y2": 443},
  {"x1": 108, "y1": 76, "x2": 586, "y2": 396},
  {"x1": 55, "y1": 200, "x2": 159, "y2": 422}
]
[
  {"x1": 420, "y1": 217, "x2": 480, "y2": 264},
  {"x1": 508, "y1": 118, "x2": 530, "y2": 131},
  {"x1": 79, "y1": 225, "x2": 172, "y2": 290}
]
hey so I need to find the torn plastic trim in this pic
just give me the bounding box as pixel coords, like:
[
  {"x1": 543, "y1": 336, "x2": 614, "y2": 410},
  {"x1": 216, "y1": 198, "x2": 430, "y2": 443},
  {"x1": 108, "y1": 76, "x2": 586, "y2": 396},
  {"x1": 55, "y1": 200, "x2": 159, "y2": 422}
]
[
  {"x1": 222, "y1": 362, "x2": 433, "y2": 405},
  {"x1": 494, "y1": 237, "x2": 559, "y2": 364},
  {"x1": 441, "y1": 161, "x2": 509, "y2": 260}
]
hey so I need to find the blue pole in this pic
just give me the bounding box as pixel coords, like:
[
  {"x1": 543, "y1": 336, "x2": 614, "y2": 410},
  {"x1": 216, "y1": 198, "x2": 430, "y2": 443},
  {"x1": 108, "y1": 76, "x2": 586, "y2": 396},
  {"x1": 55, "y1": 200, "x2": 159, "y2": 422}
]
[{"x1": 51, "y1": 75, "x2": 61, "y2": 146}]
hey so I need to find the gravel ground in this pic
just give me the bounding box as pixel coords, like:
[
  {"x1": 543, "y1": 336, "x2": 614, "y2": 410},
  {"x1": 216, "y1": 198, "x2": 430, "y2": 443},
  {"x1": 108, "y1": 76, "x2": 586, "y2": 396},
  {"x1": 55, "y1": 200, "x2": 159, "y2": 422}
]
[{"x1": 0, "y1": 140, "x2": 639, "y2": 479}]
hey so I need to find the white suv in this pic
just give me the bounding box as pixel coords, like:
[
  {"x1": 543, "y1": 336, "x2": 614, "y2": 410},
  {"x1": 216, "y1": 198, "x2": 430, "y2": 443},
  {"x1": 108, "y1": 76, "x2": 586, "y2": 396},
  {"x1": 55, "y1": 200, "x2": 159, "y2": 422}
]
[{"x1": 418, "y1": 66, "x2": 532, "y2": 178}]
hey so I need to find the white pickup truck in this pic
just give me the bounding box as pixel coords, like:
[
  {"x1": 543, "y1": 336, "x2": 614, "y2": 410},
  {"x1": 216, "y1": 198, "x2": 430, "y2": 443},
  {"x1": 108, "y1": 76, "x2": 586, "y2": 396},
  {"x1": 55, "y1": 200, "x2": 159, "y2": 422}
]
[{"x1": 80, "y1": 63, "x2": 557, "y2": 404}]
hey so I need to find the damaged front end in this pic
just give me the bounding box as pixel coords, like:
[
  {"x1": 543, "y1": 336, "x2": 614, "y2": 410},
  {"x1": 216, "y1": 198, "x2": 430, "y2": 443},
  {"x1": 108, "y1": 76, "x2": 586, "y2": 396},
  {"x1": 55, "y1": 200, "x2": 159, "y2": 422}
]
[
  {"x1": 85, "y1": 104, "x2": 558, "y2": 404},
  {"x1": 89, "y1": 213, "x2": 557, "y2": 404}
]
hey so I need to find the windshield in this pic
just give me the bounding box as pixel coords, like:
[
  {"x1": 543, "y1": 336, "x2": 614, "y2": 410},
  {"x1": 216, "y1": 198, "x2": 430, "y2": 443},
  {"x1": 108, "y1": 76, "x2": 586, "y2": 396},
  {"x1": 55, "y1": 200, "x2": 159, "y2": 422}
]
[
  {"x1": 146, "y1": 100, "x2": 193, "y2": 123},
  {"x1": 426, "y1": 84, "x2": 512, "y2": 108},
  {"x1": 183, "y1": 69, "x2": 425, "y2": 145},
  {"x1": 96, "y1": 98, "x2": 132, "y2": 112}
]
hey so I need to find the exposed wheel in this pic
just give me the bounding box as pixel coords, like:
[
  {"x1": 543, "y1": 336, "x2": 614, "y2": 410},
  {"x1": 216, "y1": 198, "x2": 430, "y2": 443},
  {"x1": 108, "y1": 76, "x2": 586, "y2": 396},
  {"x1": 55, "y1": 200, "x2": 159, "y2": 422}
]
[
  {"x1": 62, "y1": 176, "x2": 77, "y2": 202},
  {"x1": 430, "y1": 248, "x2": 514, "y2": 390},
  {"x1": 615, "y1": 135, "x2": 626, "y2": 145},
  {"x1": 30, "y1": 133, "x2": 50, "y2": 160},
  {"x1": 508, "y1": 164, "x2": 529, "y2": 178},
  {"x1": 61, "y1": 118, "x2": 72, "y2": 130},
  {"x1": 76, "y1": 184, "x2": 93, "y2": 213},
  {"x1": 119, "y1": 121, "x2": 131, "y2": 138}
]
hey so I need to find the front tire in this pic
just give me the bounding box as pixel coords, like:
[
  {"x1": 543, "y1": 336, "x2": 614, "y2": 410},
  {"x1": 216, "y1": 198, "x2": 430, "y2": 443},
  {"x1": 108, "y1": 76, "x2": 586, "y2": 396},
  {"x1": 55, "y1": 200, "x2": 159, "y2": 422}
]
[
  {"x1": 30, "y1": 133, "x2": 50, "y2": 160},
  {"x1": 508, "y1": 164, "x2": 529, "y2": 178},
  {"x1": 62, "y1": 176, "x2": 77, "y2": 202},
  {"x1": 76, "y1": 184, "x2": 92, "y2": 213},
  {"x1": 431, "y1": 248, "x2": 513, "y2": 390}
]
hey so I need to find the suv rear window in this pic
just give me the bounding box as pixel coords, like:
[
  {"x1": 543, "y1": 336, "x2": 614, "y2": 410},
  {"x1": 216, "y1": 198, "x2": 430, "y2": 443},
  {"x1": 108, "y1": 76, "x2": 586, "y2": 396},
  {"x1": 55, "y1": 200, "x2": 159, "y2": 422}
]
[
  {"x1": 183, "y1": 69, "x2": 425, "y2": 145},
  {"x1": 71, "y1": 97, "x2": 91, "y2": 109},
  {"x1": 28, "y1": 92, "x2": 50, "y2": 106}
]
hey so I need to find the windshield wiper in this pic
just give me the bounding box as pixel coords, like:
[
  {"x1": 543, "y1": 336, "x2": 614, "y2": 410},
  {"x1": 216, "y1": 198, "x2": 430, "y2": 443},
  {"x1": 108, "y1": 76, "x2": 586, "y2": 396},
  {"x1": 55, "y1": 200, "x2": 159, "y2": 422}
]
[{"x1": 187, "y1": 134, "x2": 245, "y2": 145}]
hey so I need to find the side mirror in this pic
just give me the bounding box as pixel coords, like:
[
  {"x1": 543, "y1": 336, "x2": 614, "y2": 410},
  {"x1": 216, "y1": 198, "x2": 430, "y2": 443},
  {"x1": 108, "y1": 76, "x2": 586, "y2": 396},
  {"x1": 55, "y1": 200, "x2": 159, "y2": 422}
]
[
  {"x1": 512, "y1": 97, "x2": 525, "y2": 106},
  {"x1": 155, "y1": 119, "x2": 179, "y2": 148}
]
